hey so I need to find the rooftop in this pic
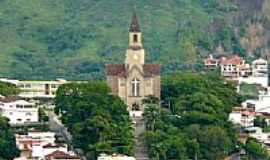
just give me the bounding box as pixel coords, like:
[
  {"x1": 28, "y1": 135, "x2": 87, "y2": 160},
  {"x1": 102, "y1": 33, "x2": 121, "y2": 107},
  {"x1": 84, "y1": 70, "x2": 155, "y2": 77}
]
[
  {"x1": 45, "y1": 151, "x2": 80, "y2": 160},
  {"x1": 106, "y1": 64, "x2": 160, "y2": 77},
  {"x1": 220, "y1": 55, "x2": 244, "y2": 65}
]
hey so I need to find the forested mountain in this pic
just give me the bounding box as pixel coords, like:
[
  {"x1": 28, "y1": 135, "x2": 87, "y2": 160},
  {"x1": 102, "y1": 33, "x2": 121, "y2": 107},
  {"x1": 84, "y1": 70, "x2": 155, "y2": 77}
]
[{"x1": 0, "y1": 0, "x2": 269, "y2": 80}]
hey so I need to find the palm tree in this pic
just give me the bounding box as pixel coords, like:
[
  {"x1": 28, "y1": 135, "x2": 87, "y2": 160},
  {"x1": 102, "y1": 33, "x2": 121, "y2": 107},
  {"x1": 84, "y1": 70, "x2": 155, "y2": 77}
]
[{"x1": 142, "y1": 96, "x2": 160, "y2": 131}]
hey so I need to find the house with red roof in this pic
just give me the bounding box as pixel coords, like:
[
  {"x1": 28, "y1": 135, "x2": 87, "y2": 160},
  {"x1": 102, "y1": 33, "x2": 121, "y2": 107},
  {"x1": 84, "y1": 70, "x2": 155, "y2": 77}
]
[{"x1": 219, "y1": 55, "x2": 246, "y2": 78}]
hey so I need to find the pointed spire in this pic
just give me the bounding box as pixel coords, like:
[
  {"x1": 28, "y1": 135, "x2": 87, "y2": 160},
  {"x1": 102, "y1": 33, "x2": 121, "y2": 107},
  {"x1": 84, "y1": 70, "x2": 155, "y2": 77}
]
[{"x1": 129, "y1": 10, "x2": 140, "y2": 32}]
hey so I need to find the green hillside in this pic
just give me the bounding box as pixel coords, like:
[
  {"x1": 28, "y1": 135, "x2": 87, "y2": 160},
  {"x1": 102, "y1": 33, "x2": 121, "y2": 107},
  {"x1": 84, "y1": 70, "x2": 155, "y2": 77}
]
[{"x1": 0, "y1": 0, "x2": 268, "y2": 80}]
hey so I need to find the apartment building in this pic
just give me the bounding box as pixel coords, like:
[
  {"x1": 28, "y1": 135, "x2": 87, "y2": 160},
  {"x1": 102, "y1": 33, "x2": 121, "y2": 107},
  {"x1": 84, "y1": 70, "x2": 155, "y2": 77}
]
[{"x1": 0, "y1": 96, "x2": 38, "y2": 124}]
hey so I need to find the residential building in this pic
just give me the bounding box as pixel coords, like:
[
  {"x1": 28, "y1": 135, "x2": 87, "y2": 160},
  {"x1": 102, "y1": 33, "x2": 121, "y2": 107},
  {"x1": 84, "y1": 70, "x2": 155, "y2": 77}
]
[
  {"x1": 220, "y1": 55, "x2": 245, "y2": 78},
  {"x1": 15, "y1": 131, "x2": 80, "y2": 160},
  {"x1": 0, "y1": 96, "x2": 38, "y2": 124},
  {"x1": 17, "y1": 79, "x2": 68, "y2": 99},
  {"x1": 16, "y1": 131, "x2": 56, "y2": 151},
  {"x1": 32, "y1": 143, "x2": 68, "y2": 159},
  {"x1": 16, "y1": 131, "x2": 56, "y2": 159},
  {"x1": 106, "y1": 11, "x2": 160, "y2": 117},
  {"x1": 252, "y1": 58, "x2": 268, "y2": 77},
  {"x1": 237, "y1": 58, "x2": 269, "y2": 88},
  {"x1": 98, "y1": 153, "x2": 136, "y2": 160},
  {"x1": 242, "y1": 92, "x2": 270, "y2": 113},
  {"x1": 204, "y1": 54, "x2": 219, "y2": 70},
  {"x1": 203, "y1": 55, "x2": 269, "y2": 87},
  {"x1": 229, "y1": 108, "x2": 255, "y2": 127},
  {"x1": 239, "y1": 64, "x2": 252, "y2": 77},
  {"x1": 0, "y1": 78, "x2": 68, "y2": 99}
]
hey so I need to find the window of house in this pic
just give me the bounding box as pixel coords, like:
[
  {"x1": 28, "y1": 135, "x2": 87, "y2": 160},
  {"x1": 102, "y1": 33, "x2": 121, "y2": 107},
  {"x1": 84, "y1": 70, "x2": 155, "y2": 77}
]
[
  {"x1": 45, "y1": 84, "x2": 50, "y2": 95},
  {"x1": 26, "y1": 119, "x2": 31, "y2": 122},
  {"x1": 131, "y1": 78, "x2": 140, "y2": 97},
  {"x1": 26, "y1": 112, "x2": 32, "y2": 116},
  {"x1": 9, "y1": 112, "x2": 13, "y2": 115},
  {"x1": 25, "y1": 84, "x2": 31, "y2": 88},
  {"x1": 16, "y1": 105, "x2": 23, "y2": 108},
  {"x1": 17, "y1": 119, "x2": 22, "y2": 122}
]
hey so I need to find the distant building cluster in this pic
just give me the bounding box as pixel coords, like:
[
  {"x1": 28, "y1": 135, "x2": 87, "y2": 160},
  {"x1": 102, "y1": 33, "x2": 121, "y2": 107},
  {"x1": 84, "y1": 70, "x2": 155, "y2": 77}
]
[
  {"x1": 204, "y1": 55, "x2": 268, "y2": 87},
  {"x1": 14, "y1": 131, "x2": 80, "y2": 160},
  {"x1": 229, "y1": 90, "x2": 270, "y2": 152}
]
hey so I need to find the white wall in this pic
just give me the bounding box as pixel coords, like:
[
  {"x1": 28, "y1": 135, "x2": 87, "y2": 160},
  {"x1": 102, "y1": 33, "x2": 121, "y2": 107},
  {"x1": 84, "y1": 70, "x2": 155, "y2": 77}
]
[
  {"x1": 238, "y1": 76, "x2": 268, "y2": 88},
  {"x1": 0, "y1": 100, "x2": 38, "y2": 124}
]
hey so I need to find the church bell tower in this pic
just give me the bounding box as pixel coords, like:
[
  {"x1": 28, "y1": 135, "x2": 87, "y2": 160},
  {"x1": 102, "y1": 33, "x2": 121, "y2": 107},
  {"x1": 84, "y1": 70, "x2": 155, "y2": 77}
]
[{"x1": 125, "y1": 11, "x2": 145, "y2": 68}]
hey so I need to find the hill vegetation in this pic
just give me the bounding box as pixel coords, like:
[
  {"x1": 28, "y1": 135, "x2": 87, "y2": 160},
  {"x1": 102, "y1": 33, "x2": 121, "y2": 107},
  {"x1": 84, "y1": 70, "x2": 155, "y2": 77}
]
[{"x1": 0, "y1": 0, "x2": 269, "y2": 79}]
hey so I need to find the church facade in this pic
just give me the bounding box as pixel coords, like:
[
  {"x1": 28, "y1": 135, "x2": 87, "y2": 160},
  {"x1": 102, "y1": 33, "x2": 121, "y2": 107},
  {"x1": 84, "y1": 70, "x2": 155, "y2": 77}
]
[{"x1": 106, "y1": 12, "x2": 160, "y2": 116}]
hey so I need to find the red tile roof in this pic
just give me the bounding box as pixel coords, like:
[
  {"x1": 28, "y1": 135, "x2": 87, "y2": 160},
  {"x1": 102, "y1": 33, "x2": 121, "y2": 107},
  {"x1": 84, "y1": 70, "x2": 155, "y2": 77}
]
[
  {"x1": 204, "y1": 58, "x2": 218, "y2": 65},
  {"x1": 220, "y1": 55, "x2": 244, "y2": 65},
  {"x1": 106, "y1": 64, "x2": 126, "y2": 77},
  {"x1": 45, "y1": 151, "x2": 80, "y2": 160},
  {"x1": 143, "y1": 64, "x2": 160, "y2": 77},
  {"x1": 106, "y1": 64, "x2": 160, "y2": 77}
]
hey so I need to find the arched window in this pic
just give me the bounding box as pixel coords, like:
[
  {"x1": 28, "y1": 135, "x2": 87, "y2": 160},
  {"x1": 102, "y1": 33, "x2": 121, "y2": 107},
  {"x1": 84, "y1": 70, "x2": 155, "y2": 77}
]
[
  {"x1": 131, "y1": 78, "x2": 140, "y2": 97},
  {"x1": 133, "y1": 34, "x2": 138, "y2": 43}
]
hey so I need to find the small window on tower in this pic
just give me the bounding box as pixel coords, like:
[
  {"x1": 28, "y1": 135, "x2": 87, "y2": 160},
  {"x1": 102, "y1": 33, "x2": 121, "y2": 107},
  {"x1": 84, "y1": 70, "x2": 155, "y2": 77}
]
[{"x1": 133, "y1": 34, "x2": 138, "y2": 43}]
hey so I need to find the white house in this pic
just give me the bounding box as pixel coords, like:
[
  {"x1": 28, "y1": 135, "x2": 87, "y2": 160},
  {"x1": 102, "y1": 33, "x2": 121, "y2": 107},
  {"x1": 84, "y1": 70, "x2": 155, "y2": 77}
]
[
  {"x1": 220, "y1": 55, "x2": 246, "y2": 78},
  {"x1": 15, "y1": 131, "x2": 79, "y2": 160},
  {"x1": 238, "y1": 76, "x2": 268, "y2": 88},
  {"x1": 16, "y1": 131, "x2": 56, "y2": 151},
  {"x1": 32, "y1": 143, "x2": 68, "y2": 159},
  {"x1": 242, "y1": 93, "x2": 270, "y2": 113},
  {"x1": 16, "y1": 131, "x2": 56, "y2": 159},
  {"x1": 98, "y1": 153, "x2": 136, "y2": 160},
  {"x1": 17, "y1": 79, "x2": 68, "y2": 99},
  {"x1": 252, "y1": 58, "x2": 268, "y2": 77},
  {"x1": 229, "y1": 110, "x2": 255, "y2": 128},
  {"x1": 237, "y1": 58, "x2": 268, "y2": 88},
  {"x1": 0, "y1": 96, "x2": 38, "y2": 124}
]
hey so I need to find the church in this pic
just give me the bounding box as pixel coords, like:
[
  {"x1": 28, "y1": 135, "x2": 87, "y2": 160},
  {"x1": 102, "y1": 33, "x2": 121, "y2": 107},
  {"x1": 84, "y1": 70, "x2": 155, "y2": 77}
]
[{"x1": 106, "y1": 11, "x2": 160, "y2": 117}]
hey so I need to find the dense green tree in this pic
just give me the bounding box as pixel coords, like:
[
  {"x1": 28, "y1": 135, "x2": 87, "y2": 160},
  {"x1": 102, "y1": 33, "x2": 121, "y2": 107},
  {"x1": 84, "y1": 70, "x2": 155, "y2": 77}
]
[
  {"x1": 0, "y1": 82, "x2": 20, "y2": 96},
  {"x1": 55, "y1": 82, "x2": 133, "y2": 159},
  {"x1": 245, "y1": 138, "x2": 269, "y2": 159},
  {"x1": 144, "y1": 73, "x2": 238, "y2": 160},
  {"x1": 0, "y1": 116, "x2": 20, "y2": 160},
  {"x1": 38, "y1": 108, "x2": 49, "y2": 122},
  {"x1": 254, "y1": 116, "x2": 268, "y2": 129},
  {"x1": 0, "y1": 82, "x2": 20, "y2": 159}
]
